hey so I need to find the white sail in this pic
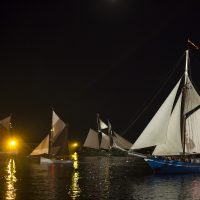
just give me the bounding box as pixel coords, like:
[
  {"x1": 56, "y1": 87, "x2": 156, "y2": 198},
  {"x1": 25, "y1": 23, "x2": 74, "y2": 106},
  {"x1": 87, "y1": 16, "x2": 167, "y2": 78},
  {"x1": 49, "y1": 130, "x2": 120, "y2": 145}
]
[
  {"x1": 30, "y1": 110, "x2": 67, "y2": 156},
  {"x1": 99, "y1": 118, "x2": 108, "y2": 130},
  {"x1": 180, "y1": 75, "x2": 200, "y2": 154},
  {"x1": 113, "y1": 132, "x2": 132, "y2": 150},
  {"x1": 0, "y1": 116, "x2": 11, "y2": 130},
  {"x1": 153, "y1": 93, "x2": 183, "y2": 155},
  {"x1": 100, "y1": 132, "x2": 110, "y2": 149},
  {"x1": 130, "y1": 79, "x2": 181, "y2": 150},
  {"x1": 184, "y1": 77, "x2": 200, "y2": 114},
  {"x1": 83, "y1": 129, "x2": 99, "y2": 149},
  {"x1": 51, "y1": 111, "x2": 66, "y2": 141},
  {"x1": 30, "y1": 135, "x2": 49, "y2": 155},
  {"x1": 185, "y1": 108, "x2": 200, "y2": 154}
]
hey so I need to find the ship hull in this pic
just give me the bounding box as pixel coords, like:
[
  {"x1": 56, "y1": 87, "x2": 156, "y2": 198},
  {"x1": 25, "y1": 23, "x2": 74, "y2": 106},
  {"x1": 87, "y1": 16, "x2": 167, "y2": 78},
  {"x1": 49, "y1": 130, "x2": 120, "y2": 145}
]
[
  {"x1": 40, "y1": 157, "x2": 73, "y2": 164},
  {"x1": 144, "y1": 157, "x2": 200, "y2": 174}
]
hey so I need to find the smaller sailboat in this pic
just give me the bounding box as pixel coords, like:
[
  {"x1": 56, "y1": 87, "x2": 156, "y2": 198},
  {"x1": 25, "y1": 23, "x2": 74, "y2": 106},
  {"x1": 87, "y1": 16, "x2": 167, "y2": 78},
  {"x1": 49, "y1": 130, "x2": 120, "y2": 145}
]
[
  {"x1": 30, "y1": 110, "x2": 73, "y2": 164},
  {"x1": 83, "y1": 114, "x2": 109, "y2": 152},
  {"x1": 0, "y1": 115, "x2": 12, "y2": 130},
  {"x1": 129, "y1": 49, "x2": 200, "y2": 174},
  {"x1": 83, "y1": 114, "x2": 132, "y2": 154},
  {"x1": 0, "y1": 115, "x2": 16, "y2": 155}
]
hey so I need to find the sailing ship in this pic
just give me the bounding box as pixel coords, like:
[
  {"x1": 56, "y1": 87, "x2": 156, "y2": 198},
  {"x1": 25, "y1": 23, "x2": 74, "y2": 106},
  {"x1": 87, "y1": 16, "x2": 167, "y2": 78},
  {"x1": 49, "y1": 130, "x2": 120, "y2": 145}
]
[
  {"x1": 0, "y1": 115, "x2": 12, "y2": 131},
  {"x1": 0, "y1": 115, "x2": 15, "y2": 154},
  {"x1": 30, "y1": 110, "x2": 73, "y2": 164},
  {"x1": 83, "y1": 114, "x2": 132, "y2": 154},
  {"x1": 129, "y1": 49, "x2": 200, "y2": 173}
]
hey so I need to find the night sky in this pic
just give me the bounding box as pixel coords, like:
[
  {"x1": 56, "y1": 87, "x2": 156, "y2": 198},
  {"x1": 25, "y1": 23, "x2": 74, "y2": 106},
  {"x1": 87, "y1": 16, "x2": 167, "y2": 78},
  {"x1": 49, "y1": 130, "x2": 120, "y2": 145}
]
[{"x1": 0, "y1": 1, "x2": 200, "y2": 144}]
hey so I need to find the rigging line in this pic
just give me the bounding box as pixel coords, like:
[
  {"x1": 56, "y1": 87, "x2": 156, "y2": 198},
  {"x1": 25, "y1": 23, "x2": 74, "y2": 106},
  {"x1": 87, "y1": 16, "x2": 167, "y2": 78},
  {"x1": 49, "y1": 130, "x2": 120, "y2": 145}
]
[
  {"x1": 78, "y1": 37, "x2": 158, "y2": 98},
  {"x1": 121, "y1": 52, "x2": 185, "y2": 136}
]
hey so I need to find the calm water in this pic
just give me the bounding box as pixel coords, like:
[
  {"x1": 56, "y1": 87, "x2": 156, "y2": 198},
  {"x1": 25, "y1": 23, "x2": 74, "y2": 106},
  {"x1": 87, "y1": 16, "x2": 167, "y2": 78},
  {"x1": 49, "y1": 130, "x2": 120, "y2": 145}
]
[{"x1": 1, "y1": 155, "x2": 200, "y2": 200}]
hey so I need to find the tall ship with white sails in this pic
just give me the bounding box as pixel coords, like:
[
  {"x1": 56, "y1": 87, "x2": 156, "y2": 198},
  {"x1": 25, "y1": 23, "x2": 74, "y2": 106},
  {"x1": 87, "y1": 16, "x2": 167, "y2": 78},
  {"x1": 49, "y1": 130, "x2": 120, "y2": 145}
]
[
  {"x1": 129, "y1": 48, "x2": 200, "y2": 173},
  {"x1": 30, "y1": 109, "x2": 73, "y2": 163},
  {"x1": 83, "y1": 113, "x2": 132, "y2": 154}
]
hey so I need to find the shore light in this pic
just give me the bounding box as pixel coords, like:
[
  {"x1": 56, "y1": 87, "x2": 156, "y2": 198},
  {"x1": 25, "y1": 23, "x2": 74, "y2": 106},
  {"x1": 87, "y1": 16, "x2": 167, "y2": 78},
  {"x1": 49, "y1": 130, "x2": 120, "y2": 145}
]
[
  {"x1": 10, "y1": 140, "x2": 16, "y2": 147},
  {"x1": 73, "y1": 142, "x2": 78, "y2": 148}
]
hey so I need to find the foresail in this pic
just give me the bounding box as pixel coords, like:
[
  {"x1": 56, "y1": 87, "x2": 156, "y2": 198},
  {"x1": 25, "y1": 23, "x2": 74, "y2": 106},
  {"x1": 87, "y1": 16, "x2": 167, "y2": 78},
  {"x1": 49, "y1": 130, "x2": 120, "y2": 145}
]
[
  {"x1": 83, "y1": 129, "x2": 99, "y2": 149},
  {"x1": 153, "y1": 93, "x2": 183, "y2": 155},
  {"x1": 130, "y1": 79, "x2": 181, "y2": 150},
  {"x1": 30, "y1": 135, "x2": 49, "y2": 155},
  {"x1": 100, "y1": 132, "x2": 110, "y2": 149},
  {"x1": 113, "y1": 132, "x2": 132, "y2": 150}
]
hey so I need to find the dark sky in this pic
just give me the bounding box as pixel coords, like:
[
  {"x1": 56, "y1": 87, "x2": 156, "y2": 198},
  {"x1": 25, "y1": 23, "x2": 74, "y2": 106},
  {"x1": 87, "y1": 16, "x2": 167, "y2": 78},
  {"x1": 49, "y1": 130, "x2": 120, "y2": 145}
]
[{"x1": 0, "y1": 0, "x2": 200, "y2": 143}]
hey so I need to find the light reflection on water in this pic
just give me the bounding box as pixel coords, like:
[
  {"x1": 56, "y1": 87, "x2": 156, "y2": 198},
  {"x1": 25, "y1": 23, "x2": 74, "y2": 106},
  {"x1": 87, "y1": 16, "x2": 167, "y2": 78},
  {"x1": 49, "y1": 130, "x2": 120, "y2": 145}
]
[
  {"x1": 1, "y1": 156, "x2": 200, "y2": 199},
  {"x1": 99, "y1": 157, "x2": 111, "y2": 198},
  {"x1": 5, "y1": 158, "x2": 17, "y2": 200},
  {"x1": 69, "y1": 153, "x2": 81, "y2": 199}
]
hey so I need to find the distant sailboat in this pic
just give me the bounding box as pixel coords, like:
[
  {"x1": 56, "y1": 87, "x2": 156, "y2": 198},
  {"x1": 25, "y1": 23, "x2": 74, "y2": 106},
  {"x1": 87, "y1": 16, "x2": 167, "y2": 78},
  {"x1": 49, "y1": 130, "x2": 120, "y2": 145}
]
[
  {"x1": 129, "y1": 49, "x2": 200, "y2": 173},
  {"x1": 0, "y1": 115, "x2": 12, "y2": 130},
  {"x1": 83, "y1": 114, "x2": 109, "y2": 150},
  {"x1": 0, "y1": 115, "x2": 12, "y2": 154},
  {"x1": 30, "y1": 110, "x2": 73, "y2": 164},
  {"x1": 83, "y1": 114, "x2": 132, "y2": 153}
]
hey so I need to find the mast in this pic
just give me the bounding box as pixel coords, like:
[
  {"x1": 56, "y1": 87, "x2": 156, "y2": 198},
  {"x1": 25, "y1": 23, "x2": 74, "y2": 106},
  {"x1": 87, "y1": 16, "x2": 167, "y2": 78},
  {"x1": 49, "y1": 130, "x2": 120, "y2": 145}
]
[
  {"x1": 108, "y1": 120, "x2": 113, "y2": 149},
  {"x1": 184, "y1": 50, "x2": 189, "y2": 84},
  {"x1": 97, "y1": 113, "x2": 100, "y2": 133},
  {"x1": 48, "y1": 108, "x2": 53, "y2": 158},
  {"x1": 96, "y1": 113, "x2": 101, "y2": 149},
  {"x1": 181, "y1": 50, "x2": 189, "y2": 155}
]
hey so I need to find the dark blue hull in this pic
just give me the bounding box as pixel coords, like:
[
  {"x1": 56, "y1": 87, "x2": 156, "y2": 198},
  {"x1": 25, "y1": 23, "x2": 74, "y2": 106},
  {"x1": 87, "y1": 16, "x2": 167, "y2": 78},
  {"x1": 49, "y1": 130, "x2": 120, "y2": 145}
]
[{"x1": 144, "y1": 157, "x2": 200, "y2": 174}]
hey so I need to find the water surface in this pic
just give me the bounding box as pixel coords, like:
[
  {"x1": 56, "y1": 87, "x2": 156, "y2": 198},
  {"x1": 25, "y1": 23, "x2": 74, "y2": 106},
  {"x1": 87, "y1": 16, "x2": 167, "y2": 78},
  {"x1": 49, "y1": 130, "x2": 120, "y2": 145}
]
[{"x1": 0, "y1": 155, "x2": 200, "y2": 199}]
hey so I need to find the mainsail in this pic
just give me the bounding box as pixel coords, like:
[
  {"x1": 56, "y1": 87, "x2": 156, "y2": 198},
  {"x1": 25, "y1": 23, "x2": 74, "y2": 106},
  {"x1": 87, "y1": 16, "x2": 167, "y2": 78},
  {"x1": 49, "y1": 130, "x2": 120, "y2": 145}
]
[
  {"x1": 83, "y1": 129, "x2": 99, "y2": 149},
  {"x1": 130, "y1": 79, "x2": 181, "y2": 150},
  {"x1": 184, "y1": 78, "x2": 200, "y2": 154},
  {"x1": 51, "y1": 111, "x2": 66, "y2": 142},
  {"x1": 100, "y1": 132, "x2": 110, "y2": 149},
  {"x1": 51, "y1": 126, "x2": 69, "y2": 156},
  {"x1": 30, "y1": 110, "x2": 68, "y2": 156},
  {"x1": 184, "y1": 77, "x2": 200, "y2": 114}
]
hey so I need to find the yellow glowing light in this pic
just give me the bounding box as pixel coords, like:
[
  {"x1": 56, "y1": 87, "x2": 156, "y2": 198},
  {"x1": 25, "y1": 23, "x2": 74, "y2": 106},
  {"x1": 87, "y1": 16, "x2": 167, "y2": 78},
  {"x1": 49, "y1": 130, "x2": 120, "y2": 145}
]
[
  {"x1": 10, "y1": 140, "x2": 16, "y2": 147},
  {"x1": 73, "y1": 143, "x2": 78, "y2": 147}
]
